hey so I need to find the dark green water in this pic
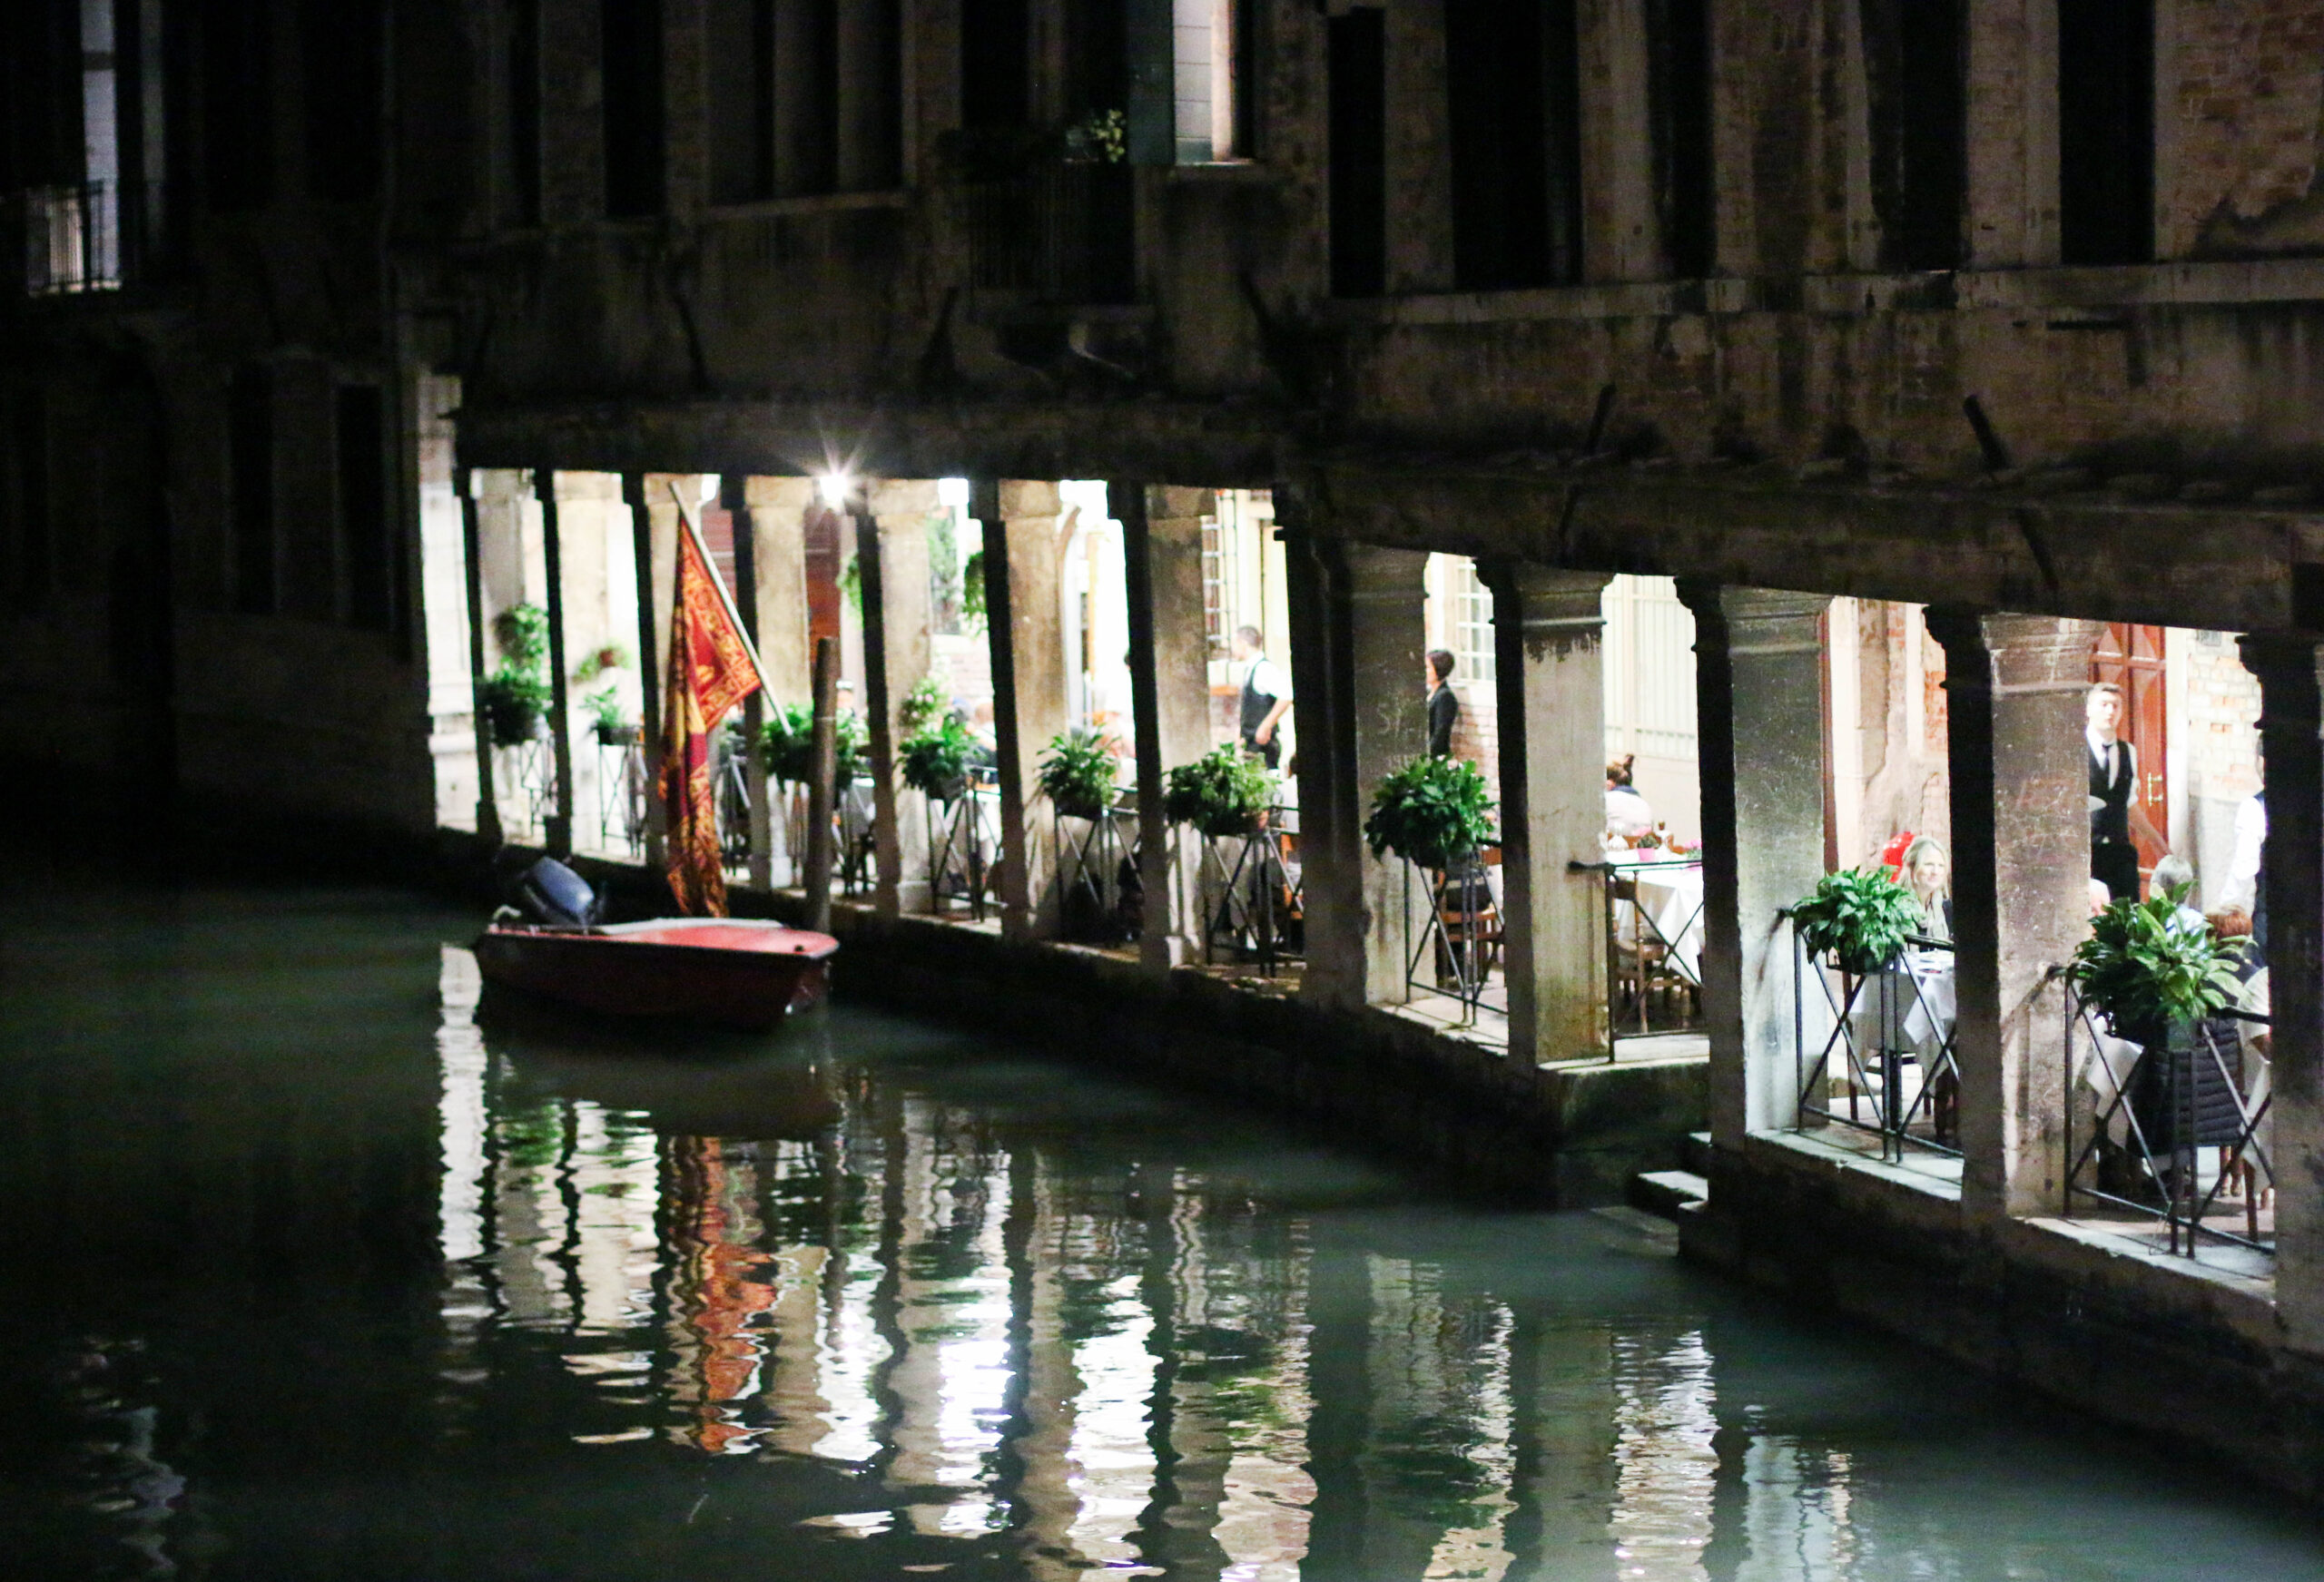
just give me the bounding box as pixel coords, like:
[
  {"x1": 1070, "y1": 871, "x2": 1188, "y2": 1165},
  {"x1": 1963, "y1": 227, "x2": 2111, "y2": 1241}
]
[{"x1": 3, "y1": 885, "x2": 2320, "y2": 1580}]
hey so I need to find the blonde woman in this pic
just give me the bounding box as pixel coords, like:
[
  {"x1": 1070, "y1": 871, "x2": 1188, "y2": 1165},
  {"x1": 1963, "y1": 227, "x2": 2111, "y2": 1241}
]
[{"x1": 1902, "y1": 835, "x2": 1953, "y2": 941}]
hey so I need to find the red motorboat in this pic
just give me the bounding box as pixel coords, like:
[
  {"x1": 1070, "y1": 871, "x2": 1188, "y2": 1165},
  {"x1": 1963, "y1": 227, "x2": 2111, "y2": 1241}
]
[{"x1": 472, "y1": 918, "x2": 840, "y2": 1029}]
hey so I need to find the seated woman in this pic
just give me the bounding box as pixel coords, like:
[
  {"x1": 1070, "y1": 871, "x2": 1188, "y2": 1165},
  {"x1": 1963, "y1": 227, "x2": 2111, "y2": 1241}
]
[
  {"x1": 1902, "y1": 835, "x2": 1952, "y2": 942},
  {"x1": 1605, "y1": 756, "x2": 1655, "y2": 842}
]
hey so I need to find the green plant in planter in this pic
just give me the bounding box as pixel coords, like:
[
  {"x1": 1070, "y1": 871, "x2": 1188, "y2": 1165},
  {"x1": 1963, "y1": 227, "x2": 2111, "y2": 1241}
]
[
  {"x1": 492, "y1": 603, "x2": 549, "y2": 669},
  {"x1": 960, "y1": 548, "x2": 988, "y2": 634},
  {"x1": 1164, "y1": 744, "x2": 1276, "y2": 839},
  {"x1": 1363, "y1": 756, "x2": 1495, "y2": 869},
  {"x1": 898, "y1": 674, "x2": 949, "y2": 733},
  {"x1": 584, "y1": 685, "x2": 631, "y2": 743},
  {"x1": 1039, "y1": 729, "x2": 1120, "y2": 820},
  {"x1": 1790, "y1": 868, "x2": 1924, "y2": 975},
  {"x1": 2070, "y1": 883, "x2": 2240, "y2": 1038},
  {"x1": 481, "y1": 602, "x2": 552, "y2": 748},
  {"x1": 574, "y1": 642, "x2": 632, "y2": 685},
  {"x1": 900, "y1": 717, "x2": 975, "y2": 801},
  {"x1": 760, "y1": 703, "x2": 869, "y2": 786}
]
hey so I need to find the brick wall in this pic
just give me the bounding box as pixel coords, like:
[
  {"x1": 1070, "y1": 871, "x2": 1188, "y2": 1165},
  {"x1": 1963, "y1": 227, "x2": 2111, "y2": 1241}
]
[{"x1": 2172, "y1": 0, "x2": 2324, "y2": 254}]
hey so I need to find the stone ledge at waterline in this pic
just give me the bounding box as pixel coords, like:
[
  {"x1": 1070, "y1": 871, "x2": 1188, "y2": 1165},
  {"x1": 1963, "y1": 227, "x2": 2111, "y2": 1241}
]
[{"x1": 538, "y1": 849, "x2": 1708, "y2": 1209}]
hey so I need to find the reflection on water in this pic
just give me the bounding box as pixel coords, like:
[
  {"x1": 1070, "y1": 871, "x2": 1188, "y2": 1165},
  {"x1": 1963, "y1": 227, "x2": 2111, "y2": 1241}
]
[{"x1": 5, "y1": 892, "x2": 2324, "y2": 1580}]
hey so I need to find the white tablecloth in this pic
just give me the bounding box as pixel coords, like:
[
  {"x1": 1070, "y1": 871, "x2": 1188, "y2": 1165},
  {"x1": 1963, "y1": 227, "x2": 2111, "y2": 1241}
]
[
  {"x1": 1844, "y1": 951, "x2": 1956, "y2": 1063},
  {"x1": 1627, "y1": 860, "x2": 1706, "y2": 982}
]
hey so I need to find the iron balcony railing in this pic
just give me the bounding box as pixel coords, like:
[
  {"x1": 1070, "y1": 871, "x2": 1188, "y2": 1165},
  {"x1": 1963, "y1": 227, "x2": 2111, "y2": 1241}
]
[
  {"x1": 5, "y1": 180, "x2": 172, "y2": 298},
  {"x1": 1573, "y1": 853, "x2": 1708, "y2": 1057},
  {"x1": 960, "y1": 163, "x2": 1136, "y2": 305},
  {"x1": 1199, "y1": 808, "x2": 1304, "y2": 974},
  {"x1": 1402, "y1": 844, "x2": 1504, "y2": 1027},
  {"x1": 1790, "y1": 919, "x2": 1963, "y2": 1162},
  {"x1": 1051, "y1": 785, "x2": 1139, "y2": 944},
  {"x1": 2063, "y1": 981, "x2": 2273, "y2": 1259}
]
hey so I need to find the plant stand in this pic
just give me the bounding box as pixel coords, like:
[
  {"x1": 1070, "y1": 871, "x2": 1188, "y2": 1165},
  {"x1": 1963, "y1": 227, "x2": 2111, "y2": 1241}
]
[
  {"x1": 1200, "y1": 822, "x2": 1302, "y2": 973},
  {"x1": 1402, "y1": 852, "x2": 1498, "y2": 1024},
  {"x1": 925, "y1": 773, "x2": 998, "y2": 920},
  {"x1": 1054, "y1": 799, "x2": 1134, "y2": 944}
]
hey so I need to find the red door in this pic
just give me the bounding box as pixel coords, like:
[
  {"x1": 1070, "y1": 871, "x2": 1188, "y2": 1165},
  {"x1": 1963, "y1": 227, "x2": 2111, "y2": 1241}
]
[{"x1": 2092, "y1": 624, "x2": 2167, "y2": 893}]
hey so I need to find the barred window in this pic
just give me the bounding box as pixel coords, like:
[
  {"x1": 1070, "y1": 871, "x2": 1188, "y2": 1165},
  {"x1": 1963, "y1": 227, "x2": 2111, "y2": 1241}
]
[{"x1": 1453, "y1": 559, "x2": 1494, "y2": 686}]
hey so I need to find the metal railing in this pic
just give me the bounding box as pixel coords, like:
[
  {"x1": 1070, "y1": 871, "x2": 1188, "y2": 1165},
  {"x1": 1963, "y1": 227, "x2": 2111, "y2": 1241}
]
[
  {"x1": 2063, "y1": 982, "x2": 2273, "y2": 1258},
  {"x1": 5, "y1": 181, "x2": 171, "y2": 297},
  {"x1": 594, "y1": 730, "x2": 647, "y2": 857},
  {"x1": 960, "y1": 162, "x2": 1136, "y2": 304},
  {"x1": 1791, "y1": 921, "x2": 1963, "y2": 1162},
  {"x1": 1199, "y1": 808, "x2": 1303, "y2": 973},
  {"x1": 1402, "y1": 846, "x2": 1503, "y2": 1026},
  {"x1": 926, "y1": 767, "x2": 1002, "y2": 920},
  {"x1": 1575, "y1": 854, "x2": 1707, "y2": 1056},
  {"x1": 1051, "y1": 789, "x2": 1138, "y2": 944}
]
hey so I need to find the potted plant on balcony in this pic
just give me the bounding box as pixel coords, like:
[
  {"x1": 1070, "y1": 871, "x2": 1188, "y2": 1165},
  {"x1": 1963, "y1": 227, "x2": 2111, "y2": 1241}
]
[
  {"x1": 480, "y1": 603, "x2": 552, "y2": 748},
  {"x1": 1039, "y1": 728, "x2": 1120, "y2": 820},
  {"x1": 1164, "y1": 744, "x2": 1276, "y2": 840},
  {"x1": 1789, "y1": 868, "x2": 1923, "y2": 977},
  {"x1": 762, "y1": 702, "x2": 870, "y2": 789},
  {"x1": 584, "y1": 686, "x2": 632, "y2": 746},
  {"x1": 901, "y1": 716, "x2": 974, "y2": 803},
  {"x1": 2071, "y1": 884, "x2": 2243, "y2": 1164},
  {"x1": 1362, "y1": 755, "x2": 1495, "y2": 870}
]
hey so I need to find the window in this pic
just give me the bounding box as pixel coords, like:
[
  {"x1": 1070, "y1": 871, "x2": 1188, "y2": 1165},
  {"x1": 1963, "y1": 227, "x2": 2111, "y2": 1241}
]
[
  {"x1": 1171, "y1": 0, "x2": 1252, "y2": 162},
  {"x1": 706, "y1": 0, "x2": 776, "y2": 203},
  {"x1": 1645, "y1": 0, "x2": 1713, "y2": 279},
  {"x1": 960, "y1": 0, "x2": 1029, "y2": 133},
  {"x1": 1445, "y1": 0, "x2": 1583, "y2": 290},
  {"x1": 603, "y1": 0, "x2": 665, "y2": 217},
  {"x1": 1201, "y1": 510, "x2": 1236, "y2": 656},
  {"x1": 2057, "y1": 0, "x2": 2153, "y2": 266},
  {"x1": 774, "y1": 0, "x2": 837, "y2": 196},
  {"x1": 1860, "y1": 0, "x2": 1963, "y2": 270},
  {"x1": 1326, "y1": 8, "x2": 1385, "y2": 297},
  {"x1": 336, "y1": 386, "x2": 392, "y2": 633},
  {"x1": 203, "y1": 0, "x2": 274, "y2": 213},
  {"x1": 230, "y1": 364, "x2": 275, "y2": 616},
  {"x1": 1452, "y1": 560, "x2": 1495, "y2": 688},
  {"x1": 302, "y1": 0, "x2": 382, "y2": 201}
]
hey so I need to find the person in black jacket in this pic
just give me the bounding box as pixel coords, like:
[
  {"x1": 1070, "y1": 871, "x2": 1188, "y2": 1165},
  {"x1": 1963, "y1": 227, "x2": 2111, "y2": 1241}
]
[{"x1": 1425, "y1": 649, "x2": 1460, "y2": 757}]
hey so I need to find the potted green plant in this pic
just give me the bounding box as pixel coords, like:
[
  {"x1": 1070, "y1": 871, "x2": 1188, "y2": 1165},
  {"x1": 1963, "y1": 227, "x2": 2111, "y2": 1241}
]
[
  {"x1": 481, "y1": 602, "x2": 552, "y2": 748},
  {"x1": 1790, "y1": 868, "x2": 1924, "y2": 976},
  {"x1": 1164, "y1": 744, "x2": 1276, "y2": 839},
  {"x1": 900, "y1": 716, "x2": 974, "y2": 802},
  {"x1": 898, "y1": 674, "x2": 948, "y2": 733},
  {"x1": 1039, "y1": 728, "x2": 1120, "y2": 820},
  {"x1": 1362, "y1": 756, "x2": 1495, "y2": 870},
  {"x1": 584, "y1": 686, "x2": 632, "y2": 746},
  {"x1": 2070, "y1": 884, "x2": 2240, "y2": 1045},
  {"x1": 761, "y1": 702, "x2": 869, "y2": 788}
]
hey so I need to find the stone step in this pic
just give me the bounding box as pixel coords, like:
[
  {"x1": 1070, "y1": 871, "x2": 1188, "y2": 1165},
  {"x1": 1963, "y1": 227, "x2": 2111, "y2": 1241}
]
[
  {"x1": 1680, "y1": 1130, "x2": 1714, "y2": 1175},
  {"x1": 1630, "y1": 1168, "x2": 1709, "y2": 1222}
]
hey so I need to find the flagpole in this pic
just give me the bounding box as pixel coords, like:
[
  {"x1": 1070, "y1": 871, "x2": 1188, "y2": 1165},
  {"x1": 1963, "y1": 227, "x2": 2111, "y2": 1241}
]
[{"x1": 667, "y1": 479, "x2": 778, "y2": 700}]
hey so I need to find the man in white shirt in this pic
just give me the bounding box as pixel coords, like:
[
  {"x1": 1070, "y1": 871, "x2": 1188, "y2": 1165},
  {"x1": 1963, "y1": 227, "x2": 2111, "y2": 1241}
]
[
  {"x1": 1231, "y1": 625, "x2": 1293, "y2": 769},
  {"x1": 2086, "y1": 683, "x2": 2156, "y2": 902}
]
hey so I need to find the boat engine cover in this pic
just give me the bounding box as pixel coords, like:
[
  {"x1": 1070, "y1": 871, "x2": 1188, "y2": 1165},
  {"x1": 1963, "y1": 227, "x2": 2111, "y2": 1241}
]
[{"x1": 514, "y1": 857, "x2": 600, "y2": 929}]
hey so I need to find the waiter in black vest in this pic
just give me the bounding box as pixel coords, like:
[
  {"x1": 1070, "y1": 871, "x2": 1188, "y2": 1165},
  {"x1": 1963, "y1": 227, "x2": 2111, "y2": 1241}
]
[
  {"x1": 1231, "y1": 624, "x2": 1293, "y2": 769},
  {"x1": 2087, "y1": 682, "x2": 2153, "y2": 902}
]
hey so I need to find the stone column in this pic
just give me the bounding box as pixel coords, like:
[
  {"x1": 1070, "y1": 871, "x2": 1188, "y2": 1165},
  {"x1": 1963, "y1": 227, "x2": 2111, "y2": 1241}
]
[
  {"x1": 981, "y1": 480, "x2": 1069, "y2": 944},
  {"x1": 858, "y1": 480, "x2": 937, "y2": 916},
  {"x1": 744, "y1": 477, "x2": 815, "y2": 706},
  {"x1": 1119, "y1": 483, "x2": 1214, "y2": 973},
  {"x1": 534, "y1": 467, "x2": 576, "y2": 858},
  {"x1": 1486, "y1": 564, "x2": 1612, "y2": 1066},
  {"x1": 1928, "y1": 613, "x2": 2100, "y2": 1222},
  {"x1": 620, "y1": 473, "x2": 667, "y2": 870},
  {"x1": 1680, "y1": 584, "x2": 1830, "y2": 1148},
  {"x1": 1282, "y1": 524, "x2": 1364, "y2": 1011},
  {"x1": 1346, "y1": 545, "x2": 1432, "y2": 1003},
  {"x1": 457, "y1": 471, "x2": 503, "y2": 845},
  {"x1": 721, "y1": 477, "x2": 774, "y2": 890},
  {"x1": 2239, "y1": 636, "x2": 2324, "y2": 1352}
]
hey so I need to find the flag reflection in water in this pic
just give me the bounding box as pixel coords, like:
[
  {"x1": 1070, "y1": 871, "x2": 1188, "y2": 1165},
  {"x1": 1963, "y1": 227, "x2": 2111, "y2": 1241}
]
[{"x1": 431, "y1": 946, "x2": 1730, "y2": 1577}]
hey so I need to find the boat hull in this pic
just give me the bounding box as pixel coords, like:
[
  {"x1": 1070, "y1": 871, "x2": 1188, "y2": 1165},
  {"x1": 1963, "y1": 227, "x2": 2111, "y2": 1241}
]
[{"x1": 472, "y1": 919, "x2": 839, "y2": 1029}]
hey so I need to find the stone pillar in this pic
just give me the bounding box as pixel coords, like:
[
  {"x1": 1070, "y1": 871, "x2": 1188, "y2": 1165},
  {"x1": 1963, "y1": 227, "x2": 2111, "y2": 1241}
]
[
  {"x1": 744, "y1": 477, "x2": 815, "y2": 706},
  {"x1": 981, "y1": 480, "x2": 1069, "y2": 944},
  {"x1": 620, "y1": 473, "x2": 666, "y2": 870},
  {"x1": 1929, "y1": 613, "x2": 2100, "y2": 1222},
  {"x1": 1486, "y1": 564, "x2": 1612, "y2": 1066},
  {"x1": 1680, "y1": 584, "x2": 1830, "y2": 1148},
  {"x1": 1119, "y1": 483, "x2": 1214, "y2": 973},
  {"x1": 722, "y1": 477, "x2": 773, "y2": 890},
  {"x1": 457, "y1": 471, "x2": 503, "y2": 845},
  {"x1": 1282, "y1": 523, "x2": 1364, "y2": 1010},
  {"x1": 2239, "y1": 636, "x2": 2324, "y2": 1352},
  {"x1": 858, "y1": 480, "x2": 937, "y2": 916},
  {"x1": 534, "y1": 467, "x2": 576, "y2": 858},
  {"x1": 1345, "y1": 545, "x2": 1432, "y2": 1004}
]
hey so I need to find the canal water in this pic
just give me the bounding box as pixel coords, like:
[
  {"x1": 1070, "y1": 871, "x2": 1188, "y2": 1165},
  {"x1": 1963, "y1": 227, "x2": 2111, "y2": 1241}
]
[{"x1": 4, "y1": 885, "x2": 2320, "y2": 1580}]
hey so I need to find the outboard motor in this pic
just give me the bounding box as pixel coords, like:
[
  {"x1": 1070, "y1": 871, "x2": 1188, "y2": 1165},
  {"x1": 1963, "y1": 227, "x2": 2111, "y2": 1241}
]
[{"x1": 512, "y1": 856, "x2": 600, "y2": 929}]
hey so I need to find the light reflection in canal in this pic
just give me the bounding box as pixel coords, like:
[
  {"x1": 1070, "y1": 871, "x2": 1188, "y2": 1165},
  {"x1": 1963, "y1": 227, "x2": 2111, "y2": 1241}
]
[{"x1": 8, "y1": 892, "x2": 2324, "y2": 1580}]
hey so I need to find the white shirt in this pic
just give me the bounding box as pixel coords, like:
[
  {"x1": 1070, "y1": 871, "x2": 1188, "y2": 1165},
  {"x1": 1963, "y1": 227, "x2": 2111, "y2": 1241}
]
[
  {"x1": 2085, "y1": 728, "x2": 2134, "y2": 816},
  {"x1": 1605, "y1": 785, "x2": 1655, "y2": 839},
  {"x1": 2224, "y1": 792, "x2": 2267, "y2": 915},
  {"x1": 1242, "y1": 655, "x2": 1292, "y2": 703}
]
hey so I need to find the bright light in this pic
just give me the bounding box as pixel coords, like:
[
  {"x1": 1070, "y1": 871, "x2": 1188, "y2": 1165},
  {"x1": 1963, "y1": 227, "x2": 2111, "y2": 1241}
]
[
  {"x1": 937, "y1": 477, "x2": 970, "y2": 511},
  {"x1": 815, "y1": 471, "x2": 852, "y2": 507}
]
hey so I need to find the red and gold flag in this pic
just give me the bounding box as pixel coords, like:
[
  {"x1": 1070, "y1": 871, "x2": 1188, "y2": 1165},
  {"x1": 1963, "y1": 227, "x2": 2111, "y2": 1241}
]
[{"x1": 660, "y1": 526, "x2": 761, "y2": 916}]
